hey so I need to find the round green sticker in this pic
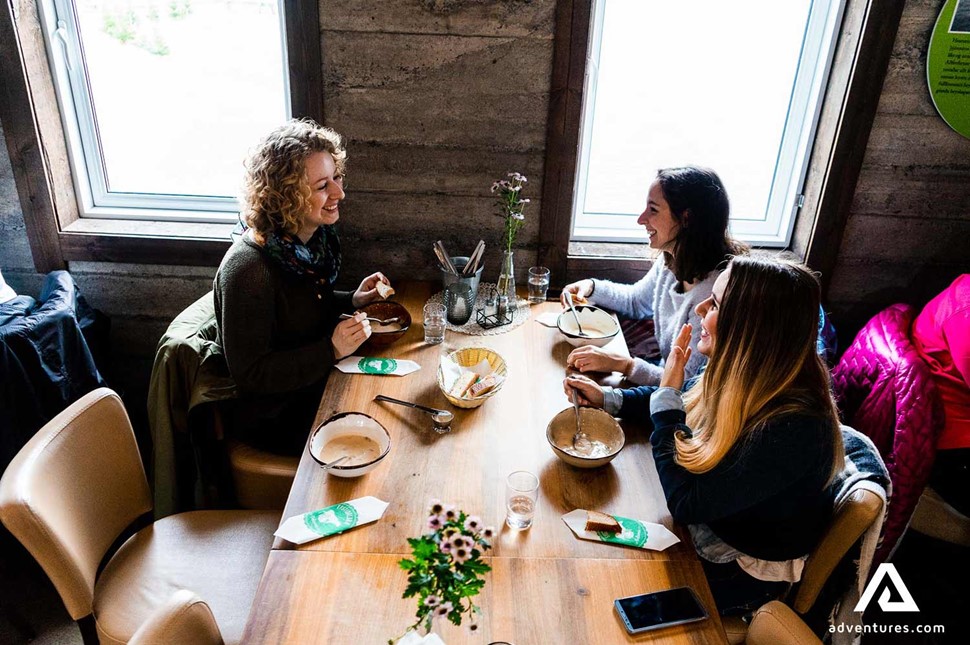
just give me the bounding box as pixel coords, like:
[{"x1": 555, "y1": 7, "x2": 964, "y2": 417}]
[
  {"x1": 358, "y1": 357, "x2": 398, "y2": 375},
  {"x1": 597, "y1": 516, "x2": 648, "y2": 548},
  {"x1": 304, "y1": 503, "x2": 359, "y2": 536}
]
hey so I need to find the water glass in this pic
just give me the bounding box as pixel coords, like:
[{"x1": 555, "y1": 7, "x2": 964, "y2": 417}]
[
  {"x1": 423, "y1": 302, "x2": 446, "y2": 345},
  {"x1": 505, "y1": 470, "x2": 539, "y2": 530},
  {"x1": 527, "y1": 266, "x2": 551, "y2": 303}
]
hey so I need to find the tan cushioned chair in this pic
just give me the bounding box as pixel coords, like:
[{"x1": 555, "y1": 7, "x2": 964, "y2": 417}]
[
  {"x1": 909, "y1": 486, "x2": 970, "y2": 548},
  {"x1": 129, "y1": 590, "x2": 222, "y2": 645},
  {"x1": 746, "y1": 601, "x2": 822, "y2": 645},
  {"x1": 723, "y1": 488, "x2": 884, "y2": 644},
  {"x1": 0, "y1": 388, "x2": 279, "y2": 645},
  {"x1": 226, "y1": 439, "x2": 299, "y2": 510}
]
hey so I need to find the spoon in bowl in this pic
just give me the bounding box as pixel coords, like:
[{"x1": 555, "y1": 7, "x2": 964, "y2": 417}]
[
  {"x1": 565, "y1": 292, "x2": 591, "y2": 338},
  {"x1": 571, "y1": 389, "x2": 593, "y2": 455},
  {"x1": 374, "y1": 395, "x2": 454, "y2": 434},
  {"x1": 339, "y1": 313, "x2": 402, "y2": 326}
]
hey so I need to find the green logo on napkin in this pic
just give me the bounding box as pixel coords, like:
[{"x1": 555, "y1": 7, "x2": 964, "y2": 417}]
[
  {"x1": 358, "y1": 357, "x2": 398, "y2": 375},
  {"x1": 304, "y1": 502, "x2": 359, "y2": 536},
  {"x1": 597, "y1": 516, "x2": 648, "y2": 547}
]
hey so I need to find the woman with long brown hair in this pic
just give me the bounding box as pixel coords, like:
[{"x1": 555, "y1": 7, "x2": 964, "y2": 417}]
[{"x1": 650, "y1": 255, "x2": 843, "y2": 615}]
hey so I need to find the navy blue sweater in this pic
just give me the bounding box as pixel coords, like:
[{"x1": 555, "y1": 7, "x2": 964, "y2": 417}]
[{"x1": 650, "y1": 406, "x2": 836, "y2": 561}]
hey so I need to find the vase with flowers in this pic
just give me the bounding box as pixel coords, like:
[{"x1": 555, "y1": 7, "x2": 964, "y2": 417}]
[
  {"x1": 491, "y1": 172, "x2": 529, "y2": 303},
  {"x1": 391, "y1": 499, "x2": 495, "y2": 642}
]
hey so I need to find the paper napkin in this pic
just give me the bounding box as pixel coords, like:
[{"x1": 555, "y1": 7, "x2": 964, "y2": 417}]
[
  {"x1": 336, "y1": 356, "x2": 420, "y2": 376},
  {"x1": 562, "y1": 509, "x2": 680, "y2": 551},
  {"x1": 535, "y1": 312, "x2": 560, "y2": 328},
  {"x1": 275, "y1": 496, "x2": 389, "y2": 545},
  {"x1": 396, "y1": 632, "x2": 446, "y2": 645},
  {"x1": 439, "y1": 353, "x2": 505, "y2": 392}
]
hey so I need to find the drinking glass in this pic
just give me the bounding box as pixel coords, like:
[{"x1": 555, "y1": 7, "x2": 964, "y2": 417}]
[
  {"x1": 527, "y1": 266, "x2": 550, "y2": 303},
  {"x1": 505, "y1": 470, "x2": 539, "y2": 530},
  {"x1": 423, "y1": 302, "x2": 446, "y2": 344}
]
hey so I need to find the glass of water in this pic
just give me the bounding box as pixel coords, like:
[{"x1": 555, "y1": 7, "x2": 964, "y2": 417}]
[
  {"x1": 527, "y1": 266, "x2": 550, "y2": 304},
  {"x1": 423, "y1": 302, "x2": 446, "y2": 344},
  {"x1": 506, "y1": 470, "x2": 539, "y2": 530}
]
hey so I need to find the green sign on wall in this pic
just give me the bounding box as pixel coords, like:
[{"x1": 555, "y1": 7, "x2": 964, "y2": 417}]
[{"x1": 928, "y1": 0, "x2": 970, "y2": 139}]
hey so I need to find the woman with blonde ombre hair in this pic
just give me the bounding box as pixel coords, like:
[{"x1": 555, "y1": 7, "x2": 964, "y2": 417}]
[
  {"x1": 213, "y1": 118, "x2": 391, "y2": 454},
  {"x1": 649, "y1": 254, "x2": 843, "y2": 616}
]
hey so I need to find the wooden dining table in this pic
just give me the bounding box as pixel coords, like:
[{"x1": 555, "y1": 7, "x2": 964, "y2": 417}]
[{"x1": 242, "y1": 281, "x2": 728, "y2": 644}]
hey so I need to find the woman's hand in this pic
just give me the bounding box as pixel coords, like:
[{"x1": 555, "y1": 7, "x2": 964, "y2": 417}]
[
  {"x1": 331, "y1": 312, "x2": 371, "y2": 360},
  {"x1": 560, "y1": 279, "x2": 594, "y2": 307},
  {"x1": 660, "y1": 323, "x2": 692, "y2": 391},
  {"x1": 566, "y1": 346, "x2": 633, "y2": 376},
  {"x1": 352, "y1": 272, "x2": 391, "y2": 307},
  {"x1": 563, "y1": 374, "x2": 605, "y2": 408}
]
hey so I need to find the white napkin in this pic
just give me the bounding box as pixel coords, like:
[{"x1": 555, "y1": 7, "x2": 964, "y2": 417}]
[
  {"x1": 439, "y1": 353, "x2": 505, "y2": 392},
  {"x1": 396, "y1": 632, "x2": 446, "y2": 645},
  {"x1": 275, "y1": 497, "x2": 389, "y2": 544},
  {"x1": 562, "y1": 509, "x2": 680, "y2": 551},
  {"x1": 336, "y1": 356, "x2": 420, "y2": 376},
  {"x1": 535, "y1": 312, "x2": 560, "y2": 328}
]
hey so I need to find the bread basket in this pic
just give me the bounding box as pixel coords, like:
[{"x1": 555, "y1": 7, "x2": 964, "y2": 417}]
[{"x1": 437, "y1": 347, "x2": 508, "y2": 409}]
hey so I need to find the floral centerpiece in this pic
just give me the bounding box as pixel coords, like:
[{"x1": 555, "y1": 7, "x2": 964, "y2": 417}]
[
  {"x1": 491, "y1": 172, "x2": 529, "y2": 301},
  {"x1": 392, "y1": 499, "x2": 495, "y2": 641}
]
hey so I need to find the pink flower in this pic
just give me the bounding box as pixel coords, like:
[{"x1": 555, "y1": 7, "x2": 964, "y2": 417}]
[
  {"x1": 427, "y1": 514, "x2": 444, "y2": 530},
  {"x1": 451, "y1": 534, "x2": 467, "y2": 549},
  {"x1": 424, "y1": 595, "x2": 441, "y2": 608},
  {"x1": 464, "y1": 515, "x2": 482, "y2": 533},
  {"x1": 467, "y1": 620, "x2": 480, "y2": 634},
  {"x1": 452, "y1": 545, "x2": 471, "y2": 563},
  {"x1": 482, "y1": 526, "x2": 495, "y2": 540},
  {"x1": 428, "y1": 499, "x2": 444, "y2": 515},
  {"x1": 435, "y1": 601, "x2": 453, "y2": 617},
  {"x1": 443, "y1": 504, "x2": 458, "y2": 521},
  {"x1": 440, "y1": 537, "x2": 454, "y2": 553}
]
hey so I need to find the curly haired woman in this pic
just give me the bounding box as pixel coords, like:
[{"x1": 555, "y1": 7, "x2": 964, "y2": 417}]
[{"x1": 213, "y1": 119, "x2": 390, "y2": 454}]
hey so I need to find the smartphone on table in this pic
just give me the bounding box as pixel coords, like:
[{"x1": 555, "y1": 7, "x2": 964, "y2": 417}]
[{"x1": 614, "y1": 587, "x2": 708, "y2": 634}]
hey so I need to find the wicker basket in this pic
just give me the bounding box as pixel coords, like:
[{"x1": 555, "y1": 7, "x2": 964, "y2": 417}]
[{"x1": 437, "y1": 347, "x2": 508, "y2": 409}]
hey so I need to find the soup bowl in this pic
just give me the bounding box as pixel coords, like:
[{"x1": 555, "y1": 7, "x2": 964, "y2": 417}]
[
  {"x1": 308, "y1": 412, "x2": 391, "y2": 477},
  {"x1": 546, "y1": 407, "x2": 625, "y2": 468},
  {"x1": 557, "y1": 305, "x2": 620, "y2": 348}
]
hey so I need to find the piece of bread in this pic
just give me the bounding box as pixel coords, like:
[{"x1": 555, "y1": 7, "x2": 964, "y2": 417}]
[
  {"x1": 572, "y1": 293, "x2": 589, "y2": 306},
  {"x1": 449, "y1": 371, "x2": 479, "y2": 398},
  {"x1": 468, "y1": 373, "x2": 498, "y2": 397},
  {"x1": 375, "y1": 281, "x2": 395, "y2": 299},
  {"x1": 585, "y1": 510, "x2": 621, "y2": 533}
]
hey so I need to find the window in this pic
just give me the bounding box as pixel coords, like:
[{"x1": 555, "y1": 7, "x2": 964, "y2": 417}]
[
  {"x1": 572, "y1": 0, "x2": 846, "y2": 246},
  {"x1": 37, "y1": 0, "x2": 291, "y2": 221}
]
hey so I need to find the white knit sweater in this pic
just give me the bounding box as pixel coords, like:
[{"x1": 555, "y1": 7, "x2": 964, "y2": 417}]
[{"x1": 590, "y1": 255, "x2": 716, "y2": 385}]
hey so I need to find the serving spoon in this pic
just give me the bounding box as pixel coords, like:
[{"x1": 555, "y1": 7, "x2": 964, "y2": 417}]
[{"x1": 374, "y1": 395, "x2": 454, "y2": 433}]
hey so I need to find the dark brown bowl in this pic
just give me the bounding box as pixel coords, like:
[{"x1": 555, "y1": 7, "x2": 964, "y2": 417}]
[{"x1": 360, "y1": 300, "x2": 411, "y2": 349}]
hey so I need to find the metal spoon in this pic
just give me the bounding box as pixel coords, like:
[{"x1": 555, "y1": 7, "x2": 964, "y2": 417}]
[
  {"x1": 374, "y1": 395, "x2": 454, "y2": 434},
  {"x1": 320, "y1": 455, "x2": 351, "y2": 470},
  {"x1": 339, "y1": 313, "x2": 402, "y2": 326},
  {"x1": 571, "y1": 389, "x2": 592, "y2": 455},
  {"x1": 565, "y1": 292, "x2": 591, "y2": 338}
]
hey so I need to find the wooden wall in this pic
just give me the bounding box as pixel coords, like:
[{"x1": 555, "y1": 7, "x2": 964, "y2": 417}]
[
  {"x1": 827, "y1": 0, "x2": 970, "y2": 341},
  {"x1": 1, "y1": 0, "x2": 968, "y2": 416}
]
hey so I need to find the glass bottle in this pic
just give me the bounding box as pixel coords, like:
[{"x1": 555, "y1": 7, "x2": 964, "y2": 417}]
[{"x1": 496, "y1": 249, "x2": 516, "y2": 303}]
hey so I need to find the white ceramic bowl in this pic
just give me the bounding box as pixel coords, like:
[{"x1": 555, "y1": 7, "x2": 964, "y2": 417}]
[
  {"x1": 307, "y1": 412, "x2": 391, "y2": 477},
  {"x1": 557, "y1": 305, "x2": 620, "y2": 348},
  {"x1": 546, "y1": 407, "x2": 625, "y2": 468}
]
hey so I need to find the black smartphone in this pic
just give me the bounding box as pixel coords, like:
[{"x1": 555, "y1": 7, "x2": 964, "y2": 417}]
[{"x1": 614, "y1": 587, "x2": 708, "y2": 634}]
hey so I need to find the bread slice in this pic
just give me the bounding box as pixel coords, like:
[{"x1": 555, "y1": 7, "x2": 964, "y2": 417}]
[
  {"x1": 375, "y1": 281, "x2": 395, "y2": 299},
  {"x1": 468, "y1": 373, "x2": 498, "y2": 397},
  {"x1": 573, "y1": 293, "x2": 589, "y2": 306},
  {"x1": 585, "y1": 510, "x2": 621, "y2": 533},
  {"x1": 449, "y1": 371, "x2": 479, "y2": 398}
]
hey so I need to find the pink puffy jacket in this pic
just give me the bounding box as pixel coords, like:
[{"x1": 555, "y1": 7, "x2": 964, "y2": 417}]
[{"x1": 831, "y1": 304, "x2": 944, "y2": 564}]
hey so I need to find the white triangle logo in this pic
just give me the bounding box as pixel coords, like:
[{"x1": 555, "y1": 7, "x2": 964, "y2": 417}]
[{"x1": 854, "y1": 563, "x2": 920, "y2": 613}]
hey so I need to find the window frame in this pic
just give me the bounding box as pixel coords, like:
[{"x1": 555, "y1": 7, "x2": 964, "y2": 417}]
[
  {"x1": 0, "y1": 0, "x2": 322, "y2": 269},
  {"x1": 537, "y1": 0, "x2": 908, "y2": 295}
]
